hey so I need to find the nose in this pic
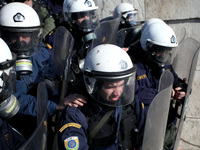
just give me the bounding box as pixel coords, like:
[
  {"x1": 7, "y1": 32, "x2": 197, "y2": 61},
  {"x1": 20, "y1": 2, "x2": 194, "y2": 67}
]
[
  {"x1": 113, "y1": 87, "x2": 120, "y2": 95},
  {"x1": 84, "y1": 15, "x2": 89, "y2": 19},
  {"x1": 19, "y1": 36, "x2": 25, "y2": 41}
]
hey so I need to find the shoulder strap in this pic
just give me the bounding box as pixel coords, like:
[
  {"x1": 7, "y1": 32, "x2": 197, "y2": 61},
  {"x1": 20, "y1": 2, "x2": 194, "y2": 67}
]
[
  {"x1": 21, "y1": 75, "x2": 34, "y2": 89},
  {"x1": 89, "y1": 109, "x2": 114, "y2": 140}
]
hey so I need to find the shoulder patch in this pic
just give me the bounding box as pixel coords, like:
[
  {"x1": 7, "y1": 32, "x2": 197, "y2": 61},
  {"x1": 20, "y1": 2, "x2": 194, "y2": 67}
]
[
  {"x1": 59, "y1": 123, "x2": 81, "y2": 133},
  {"x1": 64, "y1": 136, "x2": 79, "y2": 150},
  {"x1": 137, "y1": 74, "x2": 147, "y2": 80}
]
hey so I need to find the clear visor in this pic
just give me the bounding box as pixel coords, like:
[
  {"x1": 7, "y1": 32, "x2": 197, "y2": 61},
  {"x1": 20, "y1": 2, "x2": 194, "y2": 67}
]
[
  {"x1": 67, "y1": 10, "x2": 99, "y2": 32},
  {"x1": 0, "y1": 27, "x2": 43, "y2": 57},
  {"x1": 149, "y1": 45, "x2": 173, "y2": 64},
  {"x1": 84, "y1": 71, "x2": 136, "y2": 107},
  {"x1": 122, "y1": 11, "x2": 140, "y2": 26}
]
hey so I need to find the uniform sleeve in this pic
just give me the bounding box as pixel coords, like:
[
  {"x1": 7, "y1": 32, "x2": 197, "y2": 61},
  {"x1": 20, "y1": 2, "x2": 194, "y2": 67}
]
[
  {"x1": 15, "y1": 80, "x2": 57, "y2": 117},
  {"x1": 14, "y1": 47, "x2": 58, "y2": 117},
  {"x1": 135, "y1": 81, "x2": 158, "y2": 106},
  {"x1": 58, "y1": 107, "x2": 89, "y2": 150},
  {"x1": 134, "y1": 96, "x2": 147, "y2": 143}
]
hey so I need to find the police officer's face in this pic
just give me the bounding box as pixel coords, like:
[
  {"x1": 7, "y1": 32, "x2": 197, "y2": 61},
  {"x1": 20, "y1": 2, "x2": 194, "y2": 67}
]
[
  {"x1": 11, "y1": 33, "x2": 31, "y2": 44},
  {"x1": 77, "y1": 15, "x2": 90, "y2": 23},
  {"x1": 99, "y1": 80, "x2": 124, "y2": 102}
]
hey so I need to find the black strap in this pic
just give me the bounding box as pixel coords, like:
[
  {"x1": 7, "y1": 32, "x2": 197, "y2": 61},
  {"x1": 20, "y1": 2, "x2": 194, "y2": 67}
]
[{"x1": 89, "y1": 110, "x2": 114, "y2": 140}]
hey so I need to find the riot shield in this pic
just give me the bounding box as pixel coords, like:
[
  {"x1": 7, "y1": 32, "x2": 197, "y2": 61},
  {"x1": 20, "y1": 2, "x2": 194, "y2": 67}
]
[
  {"x1": 19, "y1": 82, "x2": 48, "y2": 150},
  {"x1": 142, "y1": 70, "x2": 174, "y2": 150},
  {"x1": 52, "y1": 26, "x2": 74, "y2": 76},
  {"x1": 51, "y1": 26, "x2": 74, "y2": 150},
  {"x1": 172, "y1": 38, "x2": 200, "y2": 150},
  {"x1": 91, "y1": 16, "x2": 121, "y2": 49},
  {"x1": 168, "y1": 27, "x2": 186, "y2": 65},
  {"x1": 116, "y1": 25, "x2": 141, "y2": 48},
  {"x1": 52, "y1": 26, "x2": 74, "y2": 104}
]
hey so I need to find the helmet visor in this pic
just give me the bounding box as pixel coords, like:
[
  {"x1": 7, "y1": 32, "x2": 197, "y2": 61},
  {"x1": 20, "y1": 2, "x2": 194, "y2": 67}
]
[
  {"x1": 122, "y1": 11, "x2": 140, "y2": 27},
  {"x1": 68, "y1": 10, "x2": 98, "y2": 32},
  {"x1": 0, "y1": 27, "x2": 42, "y2": 56},
  {"x1": 149, "y1": 44, "x2": 173, "y2": 64},
  {"x1": 84, "y1": 70, "x2": 136, "y2": 107}
]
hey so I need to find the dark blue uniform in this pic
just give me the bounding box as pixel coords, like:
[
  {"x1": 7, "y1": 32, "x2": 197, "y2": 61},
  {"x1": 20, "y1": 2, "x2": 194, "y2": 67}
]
[
  {"x1": 0, "y1": 118, "x2": 25, "y2": 150},
  {"x1": 8, "y1": 44, "x2": 58, "y2": 139},
  {"x1": 58, "y1": 79, "x2": 145, "y2": 150},
  {"x1": 14, "y1": 44, "x2": 57, "y2": 117},
  {"x1": 135, "y1": 61, "x2": 178, "y2": 108},
  {"x1": 128, "y1": 43, "x2": 179, "y2": 110},
  {"x1": 129, "y1": 43, "x2": 180, "y2": 149}
]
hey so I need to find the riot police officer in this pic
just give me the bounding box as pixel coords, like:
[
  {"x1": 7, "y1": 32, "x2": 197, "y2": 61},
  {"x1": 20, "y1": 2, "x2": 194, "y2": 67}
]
[
  {"x1": 113, "y1": 3, "x2": 140, "y2": 30},
  {"x1": 45, "y1": 0, "x2": 99, "y2": 88},
  {"x1": 58, "y1": 44, "x2": 145, "y2": 150},
  {"x1": 0, "y1": 38, "x2": 25, "y2": 149},
  {"x1": 130, "y1": 19, "x2": 186, "y2": 149},
  {"x1": 113, "y1": 3, "x2": 142, "y2": 53},
  {"x1": 0, "y1": 2, "x2": 71, "y2": 139}
]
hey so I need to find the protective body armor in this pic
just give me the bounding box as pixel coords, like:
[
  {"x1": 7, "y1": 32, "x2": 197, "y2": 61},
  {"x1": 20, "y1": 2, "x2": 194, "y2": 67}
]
[{"x1": 80, "y1": 99, "x2": 138, "y2": 149}]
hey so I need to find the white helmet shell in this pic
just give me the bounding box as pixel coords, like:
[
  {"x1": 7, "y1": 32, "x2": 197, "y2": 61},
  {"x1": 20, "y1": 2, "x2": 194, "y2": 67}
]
[
  {"x1": 0, "y1": 38, "x2": 13, "y2": 92},
  {"x1": 0, "y1": 38, "x2": 12, "y2": 63},
  {"x1": 140, "y1": 22, "x2": 178, "y2": 51},
  {"x1": 113, "y1": 3, "x2": 138, "y2": 18},
  {"x1": 84, "y1": 44, "x2": 134, "y2": 76},
  {"x1": 63, "y1": 0, "x2": 98, "y2": 14},
  {"x1": 84, "y1": 44, "x2": 136, "y2": 107},
  {"x1": 141, "y1": 18, "x2": 165, "y2": 33},
  {"x1": 0, "y1": 2, "x2": 41, "y2": 27}
]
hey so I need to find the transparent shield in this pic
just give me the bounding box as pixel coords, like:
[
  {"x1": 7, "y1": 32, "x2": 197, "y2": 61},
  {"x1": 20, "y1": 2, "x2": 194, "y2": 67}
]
[
  {"x1": 52, "y1": 26, "x2": 74, "y2": 76},
  {"x1": 19, "y1": 82, "x2": 48, "y2": 150},
  {"x1": 116, "y1": 25, "x2": 141, "y2": 48},
  {"x1": 142, "y1": 70, "x2": 174, "y2": 150},
  {"x1": 167, "y1": 27, "x2": 186, "y2": 65},
  {"x1": 172, "y1": 38, "x2": 200, "y2": 150},
  {"x1": 51, "y1": 26, "x2": 74, "y2": 150},
  {"x1": 91, "y1": 16, "x2": 121, "y2": 50}
]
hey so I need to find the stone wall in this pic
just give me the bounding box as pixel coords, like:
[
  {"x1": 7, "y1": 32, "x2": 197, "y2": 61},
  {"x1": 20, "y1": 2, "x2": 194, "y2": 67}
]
[{"x1": 94, "y1": 0, "x2": 200, "y2": 149}]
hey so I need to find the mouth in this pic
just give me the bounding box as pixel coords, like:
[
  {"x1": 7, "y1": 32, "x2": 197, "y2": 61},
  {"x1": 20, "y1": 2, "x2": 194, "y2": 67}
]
[{"x1": 109, "y1": 96, "x2": 119, "y2": 101}]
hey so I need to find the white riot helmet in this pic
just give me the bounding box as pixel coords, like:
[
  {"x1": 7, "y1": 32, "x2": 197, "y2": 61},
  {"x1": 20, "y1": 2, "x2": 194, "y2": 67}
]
[
  {"x1": 84, "y1": 44, "x2": 136, "y2": 107},
  {"x1": 0, "y1": 2, "x2": 43, "y2": 75},
  {"x1": 63, "y1": 0, "x2": 99, "y2": 33},
  {"x1": 113, "y1": 3, "x2": 139, "y2": 27},
  {"x1": 140, "y1": 22, "x2": 178, "y2": 65},
  {"x1": 0, "y1": 38, "x2": 20, "y2": 118},
  {"x1": 141, "y1": 18, "x2": 166, "y2": 33}
]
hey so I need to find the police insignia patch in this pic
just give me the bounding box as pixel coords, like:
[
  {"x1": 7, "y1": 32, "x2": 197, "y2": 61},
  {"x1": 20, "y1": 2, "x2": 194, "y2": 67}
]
[
  {"x1": 13, "y1": 13, "x2": 25, "y2": 22},
  {"x1": 64, "y1": 136, "x2": 79, "y2": 150},
  {"x1": 119, "y1": 60, "x2": 128, "y2": 70},
  {"x1": 84, "y1": 0, "x2": 92, "y2": 7},
  {"x1": 171, "y1": 35, "x2": 176, "y2": 43}
]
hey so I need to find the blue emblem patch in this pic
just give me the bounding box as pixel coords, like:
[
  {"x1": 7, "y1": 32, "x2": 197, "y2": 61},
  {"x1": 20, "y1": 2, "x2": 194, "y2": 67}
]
[
  {"x1": 84, "y1": 0, "x2": 92, "y2": 7},
  {"x1": 119, "y1": 60, "x2": 128, "y2": 70},
  {"x1": 171, "y1": 35, "x2": 176, "y2": 43},
  {"x1": 64, "y1": 136, "x2": 79, "y2": 150}
]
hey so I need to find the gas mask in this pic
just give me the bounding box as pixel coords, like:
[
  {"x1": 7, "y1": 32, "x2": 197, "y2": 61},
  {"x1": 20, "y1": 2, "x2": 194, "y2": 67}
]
[
  {"x1": 1, "y1": 30, "x2": 42, "y2": 75},
  {"x1": 0, "y1": 53, "x2": 20, "y2": 118},
  {"x1": 69, "y1": 10, "x2": 98, "y2": 33},
  {"x1": 147, "y1": 44, "x2": 173, "y2": 78}
]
